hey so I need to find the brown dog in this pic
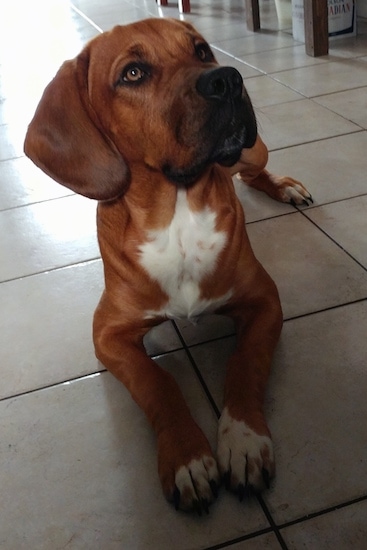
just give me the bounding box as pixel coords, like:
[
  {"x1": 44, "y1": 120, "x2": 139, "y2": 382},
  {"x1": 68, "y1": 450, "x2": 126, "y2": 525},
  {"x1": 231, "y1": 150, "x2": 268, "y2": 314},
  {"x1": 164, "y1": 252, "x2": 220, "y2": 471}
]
[{"x1": 24, "y1": 18, "x2": 311, "y2": 513}]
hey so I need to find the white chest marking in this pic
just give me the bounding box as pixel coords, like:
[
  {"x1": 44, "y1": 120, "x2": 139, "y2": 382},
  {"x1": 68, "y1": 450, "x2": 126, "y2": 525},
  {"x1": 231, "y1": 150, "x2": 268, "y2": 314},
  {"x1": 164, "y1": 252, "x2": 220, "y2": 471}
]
[{"x1": 139, "y1": 190, "x2": 231, "y2": 319}]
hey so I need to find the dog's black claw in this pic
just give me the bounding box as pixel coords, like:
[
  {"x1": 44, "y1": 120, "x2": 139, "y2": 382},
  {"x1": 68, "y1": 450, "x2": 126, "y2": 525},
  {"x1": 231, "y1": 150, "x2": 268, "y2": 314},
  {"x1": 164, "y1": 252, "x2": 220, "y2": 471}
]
[
  {"x1": 290, "y1": 199, "x2": 297, "y2": 207},
  {"x1": 302, "y1": 199, "x2": 310, "y2": 207},
  {"x1": 262, "y1": 467, "x2": 271, "y2": 489},
  {"x1": 193, "y1": 499, "x2": 202, "y2": 516},
  {"x1": 173, "y1": 486, "x2": 180, "y2": 511},
  {"x1": 209, "y1": 479, "x2": 219, "y2": 499},
  {"x1": 201, "y1": 498, "x2": 210, "y2": 515},
  {"x1": 238, "y1": 483, "x2": 245, "y2": 502},
  {"x1": 223, "y1": 471, "x2": 231, "y2": 490},
  {"x1": 308, "y1": 194, "x2": 314, "y2": 203}
]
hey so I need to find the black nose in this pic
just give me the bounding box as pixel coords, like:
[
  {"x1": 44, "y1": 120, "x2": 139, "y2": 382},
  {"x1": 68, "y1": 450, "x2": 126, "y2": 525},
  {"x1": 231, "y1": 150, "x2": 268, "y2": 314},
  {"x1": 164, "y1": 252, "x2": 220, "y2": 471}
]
[{"x1": 196, "y1": 67, "x2": 243, "y2": 102}]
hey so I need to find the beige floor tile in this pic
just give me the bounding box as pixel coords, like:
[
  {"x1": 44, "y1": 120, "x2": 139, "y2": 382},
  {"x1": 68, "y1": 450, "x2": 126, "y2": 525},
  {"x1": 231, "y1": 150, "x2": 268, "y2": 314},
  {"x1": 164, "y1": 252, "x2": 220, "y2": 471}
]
[
  {"x1": 244, "y1": 75, "x2": 304, "y2": 108},
  {"x1": 230, "y1": 532, "x2": 284, "y2": 548},
  {"x1": 189, "y1": 336, "x2": 235, "y2": 410},
  {"x1": 190, "y1": 301, "x2": 367, "y2": 523},
  {"x1": 0, "y1": 157, "x2": 71, "y2": 210},
  {"x1": 144, "y1": 320, "x2": 183, "y2": 355},
  {"x1": 213, "y1": 49, "x2": 264, "y2": 79},
  {"x1": 272, "y1": 58, "x2": 367, "y2": 97},
  {"x1": 0, "y1": 0, "x2": 91, "y2": 123},
  {"x1": 305, "y1": 196, "x2": 367, "y2": 269},
  {"x1": 238, "y1": 45, "x2": 327, "y2": 74},
  {"x1": 257, "y1": 100, "x2": 360, "y2": 151},
  {"x1": 176, "y1": 314, "x2": 235, "y2": 346},
  {"x1": 267, "y1": 302, "x2": 367, "y2": 522},
  {"x1": 196, "y1": 21, "x2": 254, "y2": 43},
  {"x1": 0, "y1": 261, "x2": 103, "y2": 399},
  {"x1": 0, "y1": 123, "x2": 25, "y2": 161},
  {"x1": 0, "y1": 194, "x2": 99, "y2": 281},
  {"x1": 0, "y1": 359, "x2": 269, "y2": 550},
  {"x1": 314, "y1": 87, "x2": 367, "y2": 129},
  {"x1": 266, "y1": 131, "x2": 367, "y2": 205},
  {"x1": 246, "y1": 212, "x2": 367, "y2": 318},
  {"x1": 211, "y1": 31, "x2": 297, "y2": 57},
  {"x1": 328, "y1": 33, "x2": 367, "y2": 59},
  {"x1": 235, "y1": 177, "x2": 295, "y2": 224},
  {"x1": 281, "y1": 500, "x2": 367, "y2": 549}
]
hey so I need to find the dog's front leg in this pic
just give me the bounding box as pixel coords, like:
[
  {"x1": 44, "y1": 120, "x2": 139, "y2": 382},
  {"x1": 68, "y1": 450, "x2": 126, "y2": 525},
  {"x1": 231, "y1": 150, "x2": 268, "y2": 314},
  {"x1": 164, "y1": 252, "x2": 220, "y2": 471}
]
[
  {"x1": 93, "y1": 294, "x2": 219, "y2": 513},
  {"x1": 217, "y1": 265, "x2": 283, "y2": 500}
]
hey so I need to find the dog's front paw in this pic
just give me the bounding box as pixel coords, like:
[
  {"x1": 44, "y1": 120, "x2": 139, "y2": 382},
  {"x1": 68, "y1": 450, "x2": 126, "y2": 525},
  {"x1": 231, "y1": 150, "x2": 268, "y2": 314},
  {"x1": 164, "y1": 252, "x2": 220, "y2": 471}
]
[
  {"x1": 158, "y1": 427, "x2": 220, "y2": 514},
  {"x1": 217, "y1": 408, "x2": 274, "y2": 501},
  {"x1": 269, "y1": 175, "x2": 313, "y2": 206}
]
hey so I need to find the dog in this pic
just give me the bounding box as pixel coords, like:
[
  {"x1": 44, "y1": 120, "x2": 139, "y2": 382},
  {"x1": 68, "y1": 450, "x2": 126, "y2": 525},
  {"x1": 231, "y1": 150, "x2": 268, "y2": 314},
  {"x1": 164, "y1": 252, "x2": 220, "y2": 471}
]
[{"x1": 24, "y1": 18, "x2": 312, "y2": 514}]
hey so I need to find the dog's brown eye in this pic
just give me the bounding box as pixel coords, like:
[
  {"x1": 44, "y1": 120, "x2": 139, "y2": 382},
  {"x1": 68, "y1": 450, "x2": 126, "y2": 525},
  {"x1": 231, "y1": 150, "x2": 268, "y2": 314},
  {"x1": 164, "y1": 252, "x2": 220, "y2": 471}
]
[
  {"x1": 115, "y1": 63, "x2": 151, "y2": 87},
  {"x1": 124, "y1": 66, "x2": 145, "y2": 82},
  {"x1": 195, "y1": 43, "x2": 214, "y2": 63}
]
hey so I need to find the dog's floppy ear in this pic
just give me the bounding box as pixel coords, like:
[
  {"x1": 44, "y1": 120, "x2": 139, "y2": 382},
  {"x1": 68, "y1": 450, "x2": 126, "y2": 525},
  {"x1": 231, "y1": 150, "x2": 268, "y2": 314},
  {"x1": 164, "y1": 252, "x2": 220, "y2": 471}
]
[{"x1": 24, "y1": 49, "x2": 129, "y2": 201}]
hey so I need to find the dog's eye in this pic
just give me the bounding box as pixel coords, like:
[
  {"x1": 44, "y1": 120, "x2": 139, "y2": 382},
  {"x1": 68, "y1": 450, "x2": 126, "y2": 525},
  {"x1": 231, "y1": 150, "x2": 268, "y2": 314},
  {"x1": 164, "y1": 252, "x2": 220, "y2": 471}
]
[
  {"x1": 116, "y1": 63, "x2": 150, "y2": 86},
  {"x1": 124, "y1": 66, "x2": 145, "y2": 82},
  {"x1": 195, "y1": 43, "x2": 214, "y2": 63}
]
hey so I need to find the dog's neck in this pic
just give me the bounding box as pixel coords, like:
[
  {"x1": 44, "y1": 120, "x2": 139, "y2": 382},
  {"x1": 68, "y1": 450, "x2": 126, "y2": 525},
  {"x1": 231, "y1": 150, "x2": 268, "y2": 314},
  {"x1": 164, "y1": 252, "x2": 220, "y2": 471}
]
[{"x1": 115, "y1": 163, "x2": 234, "y2": 232}]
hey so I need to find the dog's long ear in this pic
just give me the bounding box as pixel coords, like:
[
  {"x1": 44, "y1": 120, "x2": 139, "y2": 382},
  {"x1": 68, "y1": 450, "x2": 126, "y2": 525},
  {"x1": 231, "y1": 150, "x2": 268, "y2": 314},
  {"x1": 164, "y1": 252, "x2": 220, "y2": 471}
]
[{"x1": 24, "y1": 50, "x2": 129, "y2": 201}]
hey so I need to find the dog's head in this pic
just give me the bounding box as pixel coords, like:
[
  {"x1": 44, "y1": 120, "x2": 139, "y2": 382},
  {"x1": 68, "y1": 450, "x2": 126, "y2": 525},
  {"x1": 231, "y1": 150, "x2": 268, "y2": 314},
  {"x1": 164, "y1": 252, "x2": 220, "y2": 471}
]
[{"x1": 24, "y1": 18, "x2": 257, "y2": 200}]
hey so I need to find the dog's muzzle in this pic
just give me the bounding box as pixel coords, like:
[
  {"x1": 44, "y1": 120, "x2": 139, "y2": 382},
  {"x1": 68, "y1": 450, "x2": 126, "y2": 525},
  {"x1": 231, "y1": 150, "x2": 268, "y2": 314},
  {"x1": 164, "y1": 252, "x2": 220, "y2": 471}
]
[
  {"x1": 162, "y1": 66, "x2": 257, "y2": 187},
  {"x1": 195, "y1": 66, "x2": 257, "y2": 165}
]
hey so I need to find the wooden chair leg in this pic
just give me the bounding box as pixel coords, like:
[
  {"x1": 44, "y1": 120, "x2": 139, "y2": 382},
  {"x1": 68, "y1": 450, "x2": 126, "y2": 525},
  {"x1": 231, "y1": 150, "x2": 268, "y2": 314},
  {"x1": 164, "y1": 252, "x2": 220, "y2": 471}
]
[
  {"x1": 178, "y1": 0, "x2": 191, "y2": 12},
  {"x1": 304, "y1": 0, "x2": 329, "y2": 56},
  {"x1": 245, "y1": 0, "x2": 260, "y2": 31}
]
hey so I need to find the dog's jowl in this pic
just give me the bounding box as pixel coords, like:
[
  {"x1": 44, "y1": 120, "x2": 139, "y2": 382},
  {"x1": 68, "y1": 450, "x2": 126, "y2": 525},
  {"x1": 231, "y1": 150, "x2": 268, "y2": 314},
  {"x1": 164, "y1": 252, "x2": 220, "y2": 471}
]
[{"x1": 24, "y1": 18, "x2": 311, "y2": 513}]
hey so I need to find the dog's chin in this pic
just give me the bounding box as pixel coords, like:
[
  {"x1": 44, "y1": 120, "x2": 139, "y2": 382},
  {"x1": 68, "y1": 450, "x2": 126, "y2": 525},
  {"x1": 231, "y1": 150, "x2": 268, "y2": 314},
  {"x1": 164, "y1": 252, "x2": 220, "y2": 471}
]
[{"x1": 163, "y1": 127, "x2": 257, "y2": 187}]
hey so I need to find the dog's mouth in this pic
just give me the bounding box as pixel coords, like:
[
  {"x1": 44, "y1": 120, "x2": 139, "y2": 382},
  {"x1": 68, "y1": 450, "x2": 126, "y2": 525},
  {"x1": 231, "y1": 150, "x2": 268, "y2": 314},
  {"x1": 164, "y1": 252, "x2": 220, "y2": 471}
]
[{"x1": 163, "y1": 66, "x2": 257, "y2": 187}]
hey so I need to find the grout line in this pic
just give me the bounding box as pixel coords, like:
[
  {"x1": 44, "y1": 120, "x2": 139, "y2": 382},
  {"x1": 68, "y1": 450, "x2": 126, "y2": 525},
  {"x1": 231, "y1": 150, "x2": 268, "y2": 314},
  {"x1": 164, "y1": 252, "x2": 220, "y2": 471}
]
[
  {"x1": 267, "y1": 129, "x2": 364, "y2": 153},
  {"x1": 296, "y1": 207, "x2": 367, "y2": 273},
  {"x1": 257, "y1": 494, "x2": 289, "y2": 549},
  {"x1": 172, "y1": 320, "x2": 221, "y2": 418},
  {"x1": 283, "y1": 296, "x2": 367, "y2": 323},
  {"x1": 277, "y1": 494, "x2": 367, "y2": 530},
  {"x1": 70, "y1": 3, "x2": 103, "y2": 34},
  {"x1": 173, "y1": 296, "x2": 367, "y2": 351},
  {"x1": 202, "y1": 527, "x2": 276, "y2": 550},
  {"x1": 0, "y1": 370, "x2": 106, "y2": 403},
  {"x1": 0, "y1": 192, "x2": 76, "y2": 214},
  {"x1": 0, "y1": 257, "x2": 102, "y2": 285}
]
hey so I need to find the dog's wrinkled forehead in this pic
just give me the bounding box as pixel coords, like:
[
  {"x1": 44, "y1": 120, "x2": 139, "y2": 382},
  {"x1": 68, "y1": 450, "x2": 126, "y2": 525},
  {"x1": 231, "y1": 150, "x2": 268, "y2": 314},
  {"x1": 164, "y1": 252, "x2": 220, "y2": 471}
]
[{"x1": 87, "y1": 18, "x2": 216, "y2": 79}]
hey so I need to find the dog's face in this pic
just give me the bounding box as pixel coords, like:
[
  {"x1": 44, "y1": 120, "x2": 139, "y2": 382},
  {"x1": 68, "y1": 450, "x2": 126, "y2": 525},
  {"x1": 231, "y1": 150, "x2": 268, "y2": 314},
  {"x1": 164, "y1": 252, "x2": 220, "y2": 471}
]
[
  {"x1": 24, "y1": 18, "x2": 257, "y2": 199},
  {"x1": 90, "y1": 19, "x2": 257, "y2": 185}
]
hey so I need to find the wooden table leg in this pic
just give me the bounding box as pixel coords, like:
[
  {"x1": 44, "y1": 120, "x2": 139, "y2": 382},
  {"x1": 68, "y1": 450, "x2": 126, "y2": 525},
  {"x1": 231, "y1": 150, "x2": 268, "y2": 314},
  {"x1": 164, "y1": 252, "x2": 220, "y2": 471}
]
[{"x1": 304, "y1": 0, "x2": 329, "y2": 56}]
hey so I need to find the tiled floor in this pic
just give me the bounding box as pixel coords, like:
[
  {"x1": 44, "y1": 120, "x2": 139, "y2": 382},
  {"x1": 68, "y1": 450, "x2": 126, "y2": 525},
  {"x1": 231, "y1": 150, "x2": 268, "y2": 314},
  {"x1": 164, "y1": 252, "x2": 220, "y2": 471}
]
[{"x1": 1, "y1": 0, "x2": 366, "y2": 548}]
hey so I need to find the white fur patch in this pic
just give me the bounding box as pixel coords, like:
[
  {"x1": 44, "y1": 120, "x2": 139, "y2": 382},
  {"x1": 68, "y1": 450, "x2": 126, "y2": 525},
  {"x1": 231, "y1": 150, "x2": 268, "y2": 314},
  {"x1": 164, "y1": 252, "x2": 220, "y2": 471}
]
[
  {"x1": 175, "y1": 456, "x2": 219, "y2": 508},
  {"x1": 217, "y1": 407, "x2": 274, "y2": 488},
  {"x1": 139, "y1": 190, "x2": 231, "y2": 319}
]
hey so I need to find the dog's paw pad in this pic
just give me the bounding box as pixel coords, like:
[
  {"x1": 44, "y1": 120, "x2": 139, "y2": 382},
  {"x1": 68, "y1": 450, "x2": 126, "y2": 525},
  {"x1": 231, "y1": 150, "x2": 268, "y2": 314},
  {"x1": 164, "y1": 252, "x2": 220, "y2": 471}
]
[{"x1": 217, "y1": 408, "x2": 274, "y2": 496}]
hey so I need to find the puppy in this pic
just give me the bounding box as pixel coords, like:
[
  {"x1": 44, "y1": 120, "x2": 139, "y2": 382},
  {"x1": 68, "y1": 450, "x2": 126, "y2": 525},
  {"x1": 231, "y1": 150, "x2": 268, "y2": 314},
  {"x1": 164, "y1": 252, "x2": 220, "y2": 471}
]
[{"x1": 24, "y1": 18, "x2": 311, "y2": 513}]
